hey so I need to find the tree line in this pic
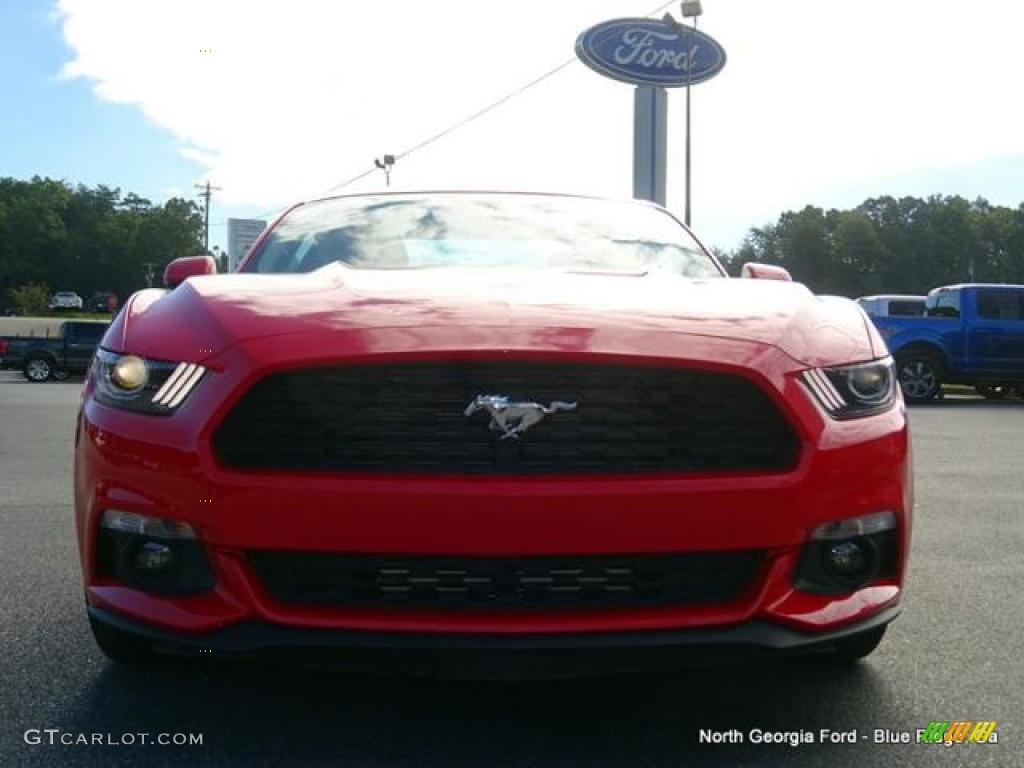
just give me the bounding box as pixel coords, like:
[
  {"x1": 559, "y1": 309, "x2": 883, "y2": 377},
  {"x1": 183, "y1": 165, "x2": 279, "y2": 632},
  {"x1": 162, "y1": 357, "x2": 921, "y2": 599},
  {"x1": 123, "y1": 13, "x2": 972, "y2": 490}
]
[
  {"x1": 722, "y1": 195, "x2": 1024, "y2": 297},
  {"x1": 0, "y1": 176, "x2": 205, "y2": 313}
]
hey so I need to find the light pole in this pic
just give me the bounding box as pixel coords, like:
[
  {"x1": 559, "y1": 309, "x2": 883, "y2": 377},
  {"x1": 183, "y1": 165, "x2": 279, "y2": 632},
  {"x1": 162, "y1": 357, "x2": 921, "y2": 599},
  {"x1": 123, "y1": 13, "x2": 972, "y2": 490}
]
[
  {"x1": 680, "y1": 1, "x2": 703, "y2": 228},
  {"x1": 374, "y1": 155, "x2": 396, "y2": 186}
]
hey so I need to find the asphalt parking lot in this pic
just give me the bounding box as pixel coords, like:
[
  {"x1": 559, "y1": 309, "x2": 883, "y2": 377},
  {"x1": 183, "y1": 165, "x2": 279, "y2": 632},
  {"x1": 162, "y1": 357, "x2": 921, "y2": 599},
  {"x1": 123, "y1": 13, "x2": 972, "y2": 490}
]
[{"x1": 1, "y1": 371, "x2": 1020, "y2": 767}]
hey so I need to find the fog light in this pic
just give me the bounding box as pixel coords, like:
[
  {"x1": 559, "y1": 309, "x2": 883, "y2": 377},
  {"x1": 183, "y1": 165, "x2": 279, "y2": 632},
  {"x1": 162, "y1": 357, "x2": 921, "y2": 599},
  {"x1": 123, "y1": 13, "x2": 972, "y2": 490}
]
[
  {"x1": 123, "y1": 538, "x2": 181, "y2": 589},
  {"x1": 821, "y1": 537, "x2": 880, "y2": 588},
  {"x1": 828, "y1": 540, "x2": 866, "y2": 574},
  {"x1": 132, "y1": 540, "x2": 176, "y2": 574},
  {"x1": 795, "y1": 512, "x2": 900, "y2": 595},
  {"x1": 97, "y1": 511, "x2": 215, "y2": 596}
]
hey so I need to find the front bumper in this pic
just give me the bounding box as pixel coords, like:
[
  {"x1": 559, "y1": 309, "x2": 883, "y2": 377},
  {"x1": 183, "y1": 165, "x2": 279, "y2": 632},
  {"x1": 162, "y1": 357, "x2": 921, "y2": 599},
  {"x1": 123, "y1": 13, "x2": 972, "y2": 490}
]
[
  {"x1": 74, "y1": 339, "x2": 913, "y2": 660},
  {"x1": 89, "y1": 603, "x2": 901, "y2": 677}
]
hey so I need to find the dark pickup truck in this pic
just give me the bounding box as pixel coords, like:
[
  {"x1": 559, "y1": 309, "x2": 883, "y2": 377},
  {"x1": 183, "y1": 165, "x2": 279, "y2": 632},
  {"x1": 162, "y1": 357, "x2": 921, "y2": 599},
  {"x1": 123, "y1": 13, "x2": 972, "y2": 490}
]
[
  {"x1": 0, "y1": 320, "x2": 108, "y2": 382},
  {"x1": 871, "y1": 283, "x2": 1024, "y2": 402}
]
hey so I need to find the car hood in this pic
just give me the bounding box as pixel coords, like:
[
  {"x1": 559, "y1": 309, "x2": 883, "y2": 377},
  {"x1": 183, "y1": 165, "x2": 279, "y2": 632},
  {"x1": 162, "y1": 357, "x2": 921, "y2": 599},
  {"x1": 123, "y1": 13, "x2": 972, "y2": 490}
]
[{"x1": 108, "y1": 266, "x2": 880, "y2": 368}]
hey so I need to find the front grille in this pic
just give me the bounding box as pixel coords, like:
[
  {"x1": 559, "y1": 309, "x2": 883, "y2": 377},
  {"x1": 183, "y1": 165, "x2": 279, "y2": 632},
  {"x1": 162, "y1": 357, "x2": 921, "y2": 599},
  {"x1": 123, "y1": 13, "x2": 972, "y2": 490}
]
[
  {"x1": 247, "y1": 551, "x2": 765, "y2": 610},
  {"x1": 212, "y1": 361, "x2": 800, "y2": 473}
]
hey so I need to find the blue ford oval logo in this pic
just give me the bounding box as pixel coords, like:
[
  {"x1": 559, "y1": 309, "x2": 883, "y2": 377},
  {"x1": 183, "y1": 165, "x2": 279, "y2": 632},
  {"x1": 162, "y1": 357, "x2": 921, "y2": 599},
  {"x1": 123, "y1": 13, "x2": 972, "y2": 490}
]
[{"x1": 575, "y1": 17, "x2": 727, "y2": 88}]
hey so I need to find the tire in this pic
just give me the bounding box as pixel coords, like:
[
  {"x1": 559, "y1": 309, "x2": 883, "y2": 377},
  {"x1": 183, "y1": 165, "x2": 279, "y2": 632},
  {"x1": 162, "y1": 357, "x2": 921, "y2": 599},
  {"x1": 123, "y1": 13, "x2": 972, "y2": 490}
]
[
  {"x1": 23, "y1": 356, "x2": 54, "y2": 383},
  {"x1": 895, "y1": 353, "x2": 942, "y2": 403},
  {"x1": 832, "y1": 625, "x2": 887, "y2": 662},
  {"x1": 89, "y1": 616, "x2": 158, "y2": 665},
  {"x1": 975, "y1": 384, "x2": 1010, "y2": 400}
]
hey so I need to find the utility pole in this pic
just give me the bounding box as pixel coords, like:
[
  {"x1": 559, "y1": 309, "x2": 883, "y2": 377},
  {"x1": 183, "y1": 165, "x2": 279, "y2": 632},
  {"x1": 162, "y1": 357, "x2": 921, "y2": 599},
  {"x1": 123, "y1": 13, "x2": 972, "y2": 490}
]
[{"x1": 194, "y1": 181, "x2": 222, "y2": 253}]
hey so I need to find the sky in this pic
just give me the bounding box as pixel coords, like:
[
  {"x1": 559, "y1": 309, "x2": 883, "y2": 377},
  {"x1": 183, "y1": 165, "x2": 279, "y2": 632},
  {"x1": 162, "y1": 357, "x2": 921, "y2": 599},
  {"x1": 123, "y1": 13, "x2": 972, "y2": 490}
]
[{"x1": 2, "y1": 0, "x2": 1023, "y2": 259}]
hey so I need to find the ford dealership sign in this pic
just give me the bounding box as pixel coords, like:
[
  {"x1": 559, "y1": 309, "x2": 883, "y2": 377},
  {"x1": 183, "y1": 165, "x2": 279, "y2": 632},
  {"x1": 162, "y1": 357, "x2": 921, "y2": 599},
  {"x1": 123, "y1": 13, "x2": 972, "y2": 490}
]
[{"x1": 575, "y1": 17, "x2": 726, "y2": 88}]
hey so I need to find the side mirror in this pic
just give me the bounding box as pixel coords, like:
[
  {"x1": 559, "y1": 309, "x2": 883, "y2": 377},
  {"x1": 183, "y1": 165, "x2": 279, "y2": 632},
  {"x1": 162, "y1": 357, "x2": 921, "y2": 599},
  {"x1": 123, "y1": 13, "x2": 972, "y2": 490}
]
[
  {"x1": 164, "y1": 255, "x2": 218, "y2": 289},
  {"x1": 741, "y1": 262, "x2": 792, "y2": 281}
]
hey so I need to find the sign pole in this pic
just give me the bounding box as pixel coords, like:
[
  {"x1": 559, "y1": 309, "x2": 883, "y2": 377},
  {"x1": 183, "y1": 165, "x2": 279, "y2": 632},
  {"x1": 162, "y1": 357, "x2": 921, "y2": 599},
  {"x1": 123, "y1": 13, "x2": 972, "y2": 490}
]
[
  {"x1": 632, "y1": 86, "x2": 668, "y2": 206},
  {"x1": 685, "y1": 31, "x2": 693, "y2": 226}
]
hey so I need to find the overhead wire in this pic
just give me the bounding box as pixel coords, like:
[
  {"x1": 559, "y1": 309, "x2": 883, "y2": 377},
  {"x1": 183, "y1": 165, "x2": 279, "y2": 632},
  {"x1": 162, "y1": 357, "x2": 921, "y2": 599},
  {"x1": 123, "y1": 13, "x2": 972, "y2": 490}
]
[
  {"x1": 212, "y1": 0, "x2": 679, "y2": 228},
  {"x1": 321, "y1": 0, "x2": 678, "y2": 196},
  {"x1": 320, "y1": 57, "x2": 578, "y2": 196}
]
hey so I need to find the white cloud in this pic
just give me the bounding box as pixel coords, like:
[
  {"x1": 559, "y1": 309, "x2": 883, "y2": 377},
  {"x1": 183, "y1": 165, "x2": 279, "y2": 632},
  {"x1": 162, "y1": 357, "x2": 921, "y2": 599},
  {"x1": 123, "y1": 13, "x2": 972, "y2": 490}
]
[{"x1": 56, "y1": 0, "x2": 1024, "y2": 248}]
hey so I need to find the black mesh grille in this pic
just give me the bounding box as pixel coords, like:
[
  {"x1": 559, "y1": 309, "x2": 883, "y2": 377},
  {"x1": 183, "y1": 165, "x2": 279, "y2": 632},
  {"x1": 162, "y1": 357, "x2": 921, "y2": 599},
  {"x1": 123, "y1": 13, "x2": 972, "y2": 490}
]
[
  {"x1": 247, "y1": 551, "x2": 765, "y2": 610},
  {"x1": 212, "y1": 361, "x2": 800, "y2": 473}
]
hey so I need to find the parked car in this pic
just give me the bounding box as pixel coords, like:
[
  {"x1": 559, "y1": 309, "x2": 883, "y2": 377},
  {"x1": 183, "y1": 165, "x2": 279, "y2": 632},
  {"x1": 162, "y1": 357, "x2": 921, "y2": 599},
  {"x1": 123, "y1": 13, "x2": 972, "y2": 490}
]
[
  {"x1": 75, "y1": 191, "x2": 912, "y2": 675},
  {"x1": 856, "y1": 294, "x2": 926, "y2": 318},
  {"x1": 89, "y1": 291, "x2": 119, "y2": 314},
  {"x1": 49, "y1": 291, "x2": 84, "y2": 310},
  {"x1": 1, "y1": 320, "x2": 108, "y2": 381},
  {"x1": 871, "y1": 283, "x2": 1024, "y2": 402}
]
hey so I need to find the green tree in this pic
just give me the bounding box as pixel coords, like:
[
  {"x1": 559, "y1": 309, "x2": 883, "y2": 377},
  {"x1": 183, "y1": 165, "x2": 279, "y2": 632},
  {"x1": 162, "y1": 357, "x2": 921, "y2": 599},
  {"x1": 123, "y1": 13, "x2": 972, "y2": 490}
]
[
  {"x1": 134, "y1": 197, "x2": 204, "y2": 288},
  {"x1": 830, "y1": 211, "x2": 886, "y2": 296},
  {"x1": 0, "y1": 177, "x2": 206, "y2": 305},
  {"x1": 728, "y1": 194, "x2": 1024, "y2": 296},
  {"x1": 0, "y1": 178, "x2": 69, "y2": 291},
  {"x1": 8, "y1": 282, "x2": 51, "y2": 315},
  {"x1": 778, "y1": 206, "x2": 834, "y2": 293}
]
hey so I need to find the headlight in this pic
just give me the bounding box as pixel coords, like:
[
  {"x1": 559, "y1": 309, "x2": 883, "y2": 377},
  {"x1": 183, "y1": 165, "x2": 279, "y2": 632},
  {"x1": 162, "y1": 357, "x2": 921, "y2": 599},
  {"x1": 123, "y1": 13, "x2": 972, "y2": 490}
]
[
  {"x1": 802, "y1": 358, "x2": 896, "y2": 419},
  {"x1": 92, "y1": 348, "x2": 208, "y2": 414},
  {"x1": 110, "y1": 355, "x2": 148, "y2": 393}
]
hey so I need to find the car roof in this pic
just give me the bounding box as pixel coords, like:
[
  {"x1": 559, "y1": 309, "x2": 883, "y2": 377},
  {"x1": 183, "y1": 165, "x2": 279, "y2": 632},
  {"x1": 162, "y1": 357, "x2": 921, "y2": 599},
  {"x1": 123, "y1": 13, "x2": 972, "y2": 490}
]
[
  {"x1": 856, "y1": 294, "x2": 925, "y2": 302},
  {"x1": 929, "y1": 283, "x2": 1024, "y2": 294}
]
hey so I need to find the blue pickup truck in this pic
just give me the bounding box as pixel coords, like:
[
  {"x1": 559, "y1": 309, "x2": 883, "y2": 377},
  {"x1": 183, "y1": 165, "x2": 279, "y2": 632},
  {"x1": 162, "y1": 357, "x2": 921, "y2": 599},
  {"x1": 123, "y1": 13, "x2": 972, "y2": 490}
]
[
  {"x1": 0, "y1": 320, "x2": 108, "y2": 382},
  {"x1": 871, "y1": 283, "x2": 1024, "y2": 403}
]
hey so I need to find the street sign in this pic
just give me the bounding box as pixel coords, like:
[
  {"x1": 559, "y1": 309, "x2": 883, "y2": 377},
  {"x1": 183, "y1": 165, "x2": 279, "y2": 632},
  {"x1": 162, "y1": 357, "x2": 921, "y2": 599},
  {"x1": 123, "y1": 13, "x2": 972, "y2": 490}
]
[{"x1": 227, "y1": 218, "x2": 267, "y2": 271}]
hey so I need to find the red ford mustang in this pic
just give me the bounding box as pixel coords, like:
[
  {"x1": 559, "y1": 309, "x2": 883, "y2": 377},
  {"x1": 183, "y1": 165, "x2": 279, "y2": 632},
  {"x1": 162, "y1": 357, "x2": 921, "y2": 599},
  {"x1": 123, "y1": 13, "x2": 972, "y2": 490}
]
[{"x1": 74, "y1": 192, "x2": 912, "y2": 676}]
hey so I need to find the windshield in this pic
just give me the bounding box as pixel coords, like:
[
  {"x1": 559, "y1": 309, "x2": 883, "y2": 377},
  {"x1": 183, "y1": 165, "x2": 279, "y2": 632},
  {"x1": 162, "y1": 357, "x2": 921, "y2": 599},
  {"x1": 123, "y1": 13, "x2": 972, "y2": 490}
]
[{"x1": 242, "y1": 194, "x2": 724, "y2": 279}]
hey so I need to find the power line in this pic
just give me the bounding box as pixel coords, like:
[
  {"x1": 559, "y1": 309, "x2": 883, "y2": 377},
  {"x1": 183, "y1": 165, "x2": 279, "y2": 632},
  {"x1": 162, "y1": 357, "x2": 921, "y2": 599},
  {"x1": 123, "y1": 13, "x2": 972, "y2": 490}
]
[
  {"x1": 322, "y1": 0, "x2": 679, "y2": 195},
  {"x1": 212, "y1": 1, "x2": 679, "y2": 225},
  {"x1": 322, "y1": 58, "x2": 577, "y2": 195}
]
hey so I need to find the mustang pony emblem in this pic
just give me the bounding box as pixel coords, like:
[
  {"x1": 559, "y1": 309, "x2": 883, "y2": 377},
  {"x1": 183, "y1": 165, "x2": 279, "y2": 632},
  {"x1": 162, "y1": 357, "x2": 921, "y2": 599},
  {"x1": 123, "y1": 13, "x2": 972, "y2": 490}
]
[{"x1": 464, "y1": 395, "x2": 578, "y2": 440}]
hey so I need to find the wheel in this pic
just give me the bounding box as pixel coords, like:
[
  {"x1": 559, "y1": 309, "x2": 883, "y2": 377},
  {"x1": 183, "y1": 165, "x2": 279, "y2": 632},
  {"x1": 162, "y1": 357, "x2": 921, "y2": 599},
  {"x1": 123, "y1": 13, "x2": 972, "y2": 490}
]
[
  {"x1": 89, "y1": 616, "x2": 158, "y2": 665},
  {"x1": 832, "y1": 625, "x2": 887, "y2": 662},
  {"x1": 23, "y1": 356, "x2": 54, "y2": 383},
  {"x1": 52, "y1": 368, "x2": 71, "y2": 382},
  {"x1": 975, "y1": 384, "x2": 1010, "y2": 400},
  {"x1": 895, "y1": 353, "x2": 942, "y2": 403}
]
